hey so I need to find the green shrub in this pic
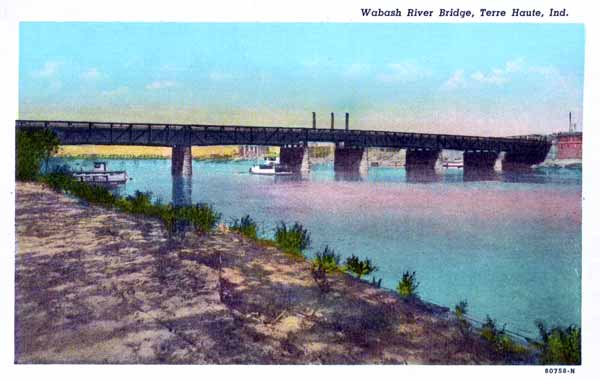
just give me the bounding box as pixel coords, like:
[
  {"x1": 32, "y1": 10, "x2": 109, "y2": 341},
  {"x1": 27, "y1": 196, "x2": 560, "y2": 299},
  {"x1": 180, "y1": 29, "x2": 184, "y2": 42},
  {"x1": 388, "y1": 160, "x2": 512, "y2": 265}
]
[
  {"x1": 274, "y1": 221, "x2": 311, "y2": 256},
  {"x1": 313, "y1": 246, "x2": 341, "y2": 273},
  {"x1": 41, "y1": 171, "x2": 220, "y2": 235},
  {"x1": 173, "y1": 203, "x2": 221, "y2": 234},
  {"x1": 481, "y1": 315, "x2": 505, "y2": 343},
  {"x1": 42, "y1": 172, "x2": 76, "y2": 191},
  {"x1": 479, "y1": 315, "x2": 527, "y2": 356},
  {"x1": 396, "y1": 271, "x2": 419, "y2": 298},
  {"x1": 16, "y1": 129, "x2": 60, "y2": 181},
  {"x1": 71, "y1": 181, "x2": 117, "y2": 206},
  {"x1": 115, "y1": 191, "x2": 153, "y2": 213},
  {"x1": 230, "y1": 215, "x2": 258, "y2": 240},
  {"x1": 41, "y1": 173, "x2": 117, "y2": 206},
  {"x1": 454, "y1": 299, "x2": 471, "y2": 336},
  {"x1": 535, "y1": 321, "x2": 581, "y2": 365},
  {"x1": 344, "y1": 254, "x2": 377, "y2": 279},
  {"x1": 455, "y1": 300, "x2": 469, "y2": 320}
]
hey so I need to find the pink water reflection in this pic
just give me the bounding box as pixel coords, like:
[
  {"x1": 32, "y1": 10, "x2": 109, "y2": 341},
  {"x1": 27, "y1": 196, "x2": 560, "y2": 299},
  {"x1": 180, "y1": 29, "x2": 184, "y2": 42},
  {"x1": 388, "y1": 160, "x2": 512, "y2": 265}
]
[{"x1": 254, "y1": 181, "x2": 581, "y2": 227}]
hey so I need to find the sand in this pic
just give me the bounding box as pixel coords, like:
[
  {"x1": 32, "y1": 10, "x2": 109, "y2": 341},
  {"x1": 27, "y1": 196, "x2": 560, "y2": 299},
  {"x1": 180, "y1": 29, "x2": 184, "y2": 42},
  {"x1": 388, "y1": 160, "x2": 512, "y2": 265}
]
[{"x1": 15, "y1": 181, "x2": 515, "y2": 364}]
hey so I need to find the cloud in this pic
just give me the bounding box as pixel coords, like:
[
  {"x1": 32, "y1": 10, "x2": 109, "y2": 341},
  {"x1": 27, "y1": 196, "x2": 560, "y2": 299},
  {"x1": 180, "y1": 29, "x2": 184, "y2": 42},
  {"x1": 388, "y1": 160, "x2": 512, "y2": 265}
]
[
  {"x1": 145, "y1": 80, "x2": 177, "y2": 90},
  {"x1": 441, "y1": 58, "x2": 526, "y2": 90},
  {"x1": 505, "y1": 57, "x2": 525, "y2": 73},
  {"x1": 101, "y1": 86, "x2": 129, "y2": 97},
  {"x1": 469, "y1": 58, "x2": 524, "y2": 85},
  {"x1": 441, "y1": 69, "x2": 466, "y2": 90},
  {"x1": 377, "y1": 62, "x2": 431, "y2": 83},
  {"x1": 470, "y1": 69, "x2": 508, "y2": 85},
  {"x1": 528, "y1": 65, "x2": 559, "y2": 77},
  {"x1": 81, "y1": 68, "x2": 101, "y2": 80},
  {"x1": 32, "y1": 61, "x2": 62, "y2": 78}
]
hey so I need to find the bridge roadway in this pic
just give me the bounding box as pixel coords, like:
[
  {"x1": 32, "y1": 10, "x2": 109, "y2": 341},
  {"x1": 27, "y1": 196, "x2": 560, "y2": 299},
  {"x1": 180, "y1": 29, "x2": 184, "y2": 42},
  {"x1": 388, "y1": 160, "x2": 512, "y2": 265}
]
[{"x1": 16, "y1": 119, "x2": 551, "y2": 176}]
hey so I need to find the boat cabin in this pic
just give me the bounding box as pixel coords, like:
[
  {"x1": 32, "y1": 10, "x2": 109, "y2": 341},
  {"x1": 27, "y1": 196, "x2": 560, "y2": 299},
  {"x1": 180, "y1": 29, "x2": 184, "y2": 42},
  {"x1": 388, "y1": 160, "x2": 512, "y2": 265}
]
[{"x1": 92, "y1": 162, "x2": 107, "y2": 172}]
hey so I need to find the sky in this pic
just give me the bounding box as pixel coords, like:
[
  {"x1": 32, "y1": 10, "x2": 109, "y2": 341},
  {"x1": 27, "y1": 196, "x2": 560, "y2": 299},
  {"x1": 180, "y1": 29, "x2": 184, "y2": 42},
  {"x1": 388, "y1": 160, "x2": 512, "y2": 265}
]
[{"x1": 19, "y1": 23, "x2": 584, "y2": 136}]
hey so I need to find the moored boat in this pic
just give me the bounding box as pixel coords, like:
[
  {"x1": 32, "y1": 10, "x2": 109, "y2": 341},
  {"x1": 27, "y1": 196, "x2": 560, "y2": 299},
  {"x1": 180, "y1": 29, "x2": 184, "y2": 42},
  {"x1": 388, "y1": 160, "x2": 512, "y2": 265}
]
[
  {"x1": 249, "y1": 156, "x2": 293, "y2": 176},
  {"x1": 72, "y1": 162, "x2": 128, "y2": 184},
  {"x1": 442, "y1": 159, "x2": 464, "y2": 169}
]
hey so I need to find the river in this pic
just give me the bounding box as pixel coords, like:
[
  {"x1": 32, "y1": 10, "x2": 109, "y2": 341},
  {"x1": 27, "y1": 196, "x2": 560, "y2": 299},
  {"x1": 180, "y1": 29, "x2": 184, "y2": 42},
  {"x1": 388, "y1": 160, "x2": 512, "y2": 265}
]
[{"x1": 50, "y1": 157, "x2": 582, "y2": 338}]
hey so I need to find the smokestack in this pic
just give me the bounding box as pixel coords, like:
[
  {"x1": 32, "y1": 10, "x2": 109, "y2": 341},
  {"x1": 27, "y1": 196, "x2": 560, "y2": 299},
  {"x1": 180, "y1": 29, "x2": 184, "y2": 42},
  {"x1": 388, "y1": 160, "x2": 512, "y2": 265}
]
[
  {"x1": 312, "y1": 112, "x2": 316, "y2": 129},
  {"x1": 330, "y1": 112, "x2": 334, "y2": 129},
  {"x1": 345, "y1": 112, "x2": 349, "y2": 131},
  {"x1": 569, "y1": 112, "x2": 572, "y2": 132}
]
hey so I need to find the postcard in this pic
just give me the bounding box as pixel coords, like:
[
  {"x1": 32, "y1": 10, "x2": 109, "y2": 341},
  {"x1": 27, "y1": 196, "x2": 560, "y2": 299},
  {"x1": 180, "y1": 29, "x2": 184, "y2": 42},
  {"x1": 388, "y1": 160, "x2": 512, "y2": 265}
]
[{"x1": 3, "y1": 0, "x2": 598, "y2": 378}]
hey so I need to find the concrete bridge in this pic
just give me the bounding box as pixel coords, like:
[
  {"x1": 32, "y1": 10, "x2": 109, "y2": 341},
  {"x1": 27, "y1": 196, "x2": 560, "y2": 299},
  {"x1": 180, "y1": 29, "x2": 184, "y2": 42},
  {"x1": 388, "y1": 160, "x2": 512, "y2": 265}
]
[{"x1": 16, "y1": 117, "x2": 551, "y2": 176}]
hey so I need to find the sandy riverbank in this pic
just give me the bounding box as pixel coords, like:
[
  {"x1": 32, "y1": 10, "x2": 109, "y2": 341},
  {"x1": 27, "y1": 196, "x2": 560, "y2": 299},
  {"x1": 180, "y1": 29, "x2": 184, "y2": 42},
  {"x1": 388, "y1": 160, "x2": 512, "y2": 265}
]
[
  {"x1": 56, "y1": 145, "x2": 241, "y2": 159},
  {"x1": 15, "y1": 182, "x2": 517, "y2": 364},
  {"x1": 55, "y1": 145, "x2": 280, "y2": 160}
]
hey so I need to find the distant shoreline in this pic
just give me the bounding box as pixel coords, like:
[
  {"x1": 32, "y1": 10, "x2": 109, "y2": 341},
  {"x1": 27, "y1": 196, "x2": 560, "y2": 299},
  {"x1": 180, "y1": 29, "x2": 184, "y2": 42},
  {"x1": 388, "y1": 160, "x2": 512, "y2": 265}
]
[
  {"x1": 55, "y1": 154, "x2": 243, "y2": 161},
  {"x1": 55, "y1": 145, "x2": 278, "y2": 161}
]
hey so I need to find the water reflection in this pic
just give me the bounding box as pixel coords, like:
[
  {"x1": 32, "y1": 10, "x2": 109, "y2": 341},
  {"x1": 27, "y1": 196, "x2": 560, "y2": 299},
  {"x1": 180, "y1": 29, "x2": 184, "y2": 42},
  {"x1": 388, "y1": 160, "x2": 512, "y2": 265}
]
[
  {"x1": 172, "y1": 175, "x2": 192, "y2": 206},
  {"x1": 405, "y1": 168, "x2": 442, "y2": 183},
  {"x1": 463, "y1": 169, "x2": 501, "y2": 182},
  {"x1": 334, "y1": 171, "x2": 366, "y2": 182},
  {"x1": 273, "y1": 173, "x2": 303, "y2": 182}
]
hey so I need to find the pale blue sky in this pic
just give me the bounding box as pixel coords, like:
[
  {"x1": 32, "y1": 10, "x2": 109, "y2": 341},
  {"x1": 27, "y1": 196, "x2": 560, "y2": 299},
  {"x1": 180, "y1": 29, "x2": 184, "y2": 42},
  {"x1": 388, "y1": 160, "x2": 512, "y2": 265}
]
[{"x1": 19, "y1": 23, "x2": 584, "y2": 136}]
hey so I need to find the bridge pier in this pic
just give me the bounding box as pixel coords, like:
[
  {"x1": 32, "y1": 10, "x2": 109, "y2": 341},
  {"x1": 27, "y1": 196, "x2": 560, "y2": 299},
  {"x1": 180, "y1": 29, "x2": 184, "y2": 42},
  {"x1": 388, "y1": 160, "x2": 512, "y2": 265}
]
[
  {"x1": 405, "y1": 149, "x2": 443, "y2": 172},
  {"x1": 461, "y1": 151, "x2": 502, "y2": 181},
  {"x1": 280, "y1": 146, "x2": 310, "y2": 174},
  {"x1": 463, "y1": 151, "x2": 505, "y2": 172},
  {"x1": 502, "y1": 149, "x2": 550, "y2": 171},
  {"x1": 171, "y1": 145, "x2": 192, "y2": 177},
  {"x1": 334, "y1": 146, "x2": 368, "y2": 175}
]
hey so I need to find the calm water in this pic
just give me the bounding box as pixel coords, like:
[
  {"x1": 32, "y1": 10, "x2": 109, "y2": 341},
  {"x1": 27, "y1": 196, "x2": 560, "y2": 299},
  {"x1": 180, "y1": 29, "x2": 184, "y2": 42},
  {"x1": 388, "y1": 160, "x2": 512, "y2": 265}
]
[{"x1": 51, "y1": 158, "x2": 582, "y2": 337}]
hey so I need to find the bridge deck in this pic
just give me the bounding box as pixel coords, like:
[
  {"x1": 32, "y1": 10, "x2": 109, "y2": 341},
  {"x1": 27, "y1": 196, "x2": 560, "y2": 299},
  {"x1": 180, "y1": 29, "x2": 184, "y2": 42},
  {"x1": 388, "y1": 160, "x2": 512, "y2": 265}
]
[{"x1": 16, "y1": 119, "x2": 550, "y2": 153}]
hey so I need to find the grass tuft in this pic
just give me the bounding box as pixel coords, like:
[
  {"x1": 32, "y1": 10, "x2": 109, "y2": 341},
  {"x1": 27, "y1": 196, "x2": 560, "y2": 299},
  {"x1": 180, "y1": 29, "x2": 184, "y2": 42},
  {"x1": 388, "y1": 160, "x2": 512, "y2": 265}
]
[
  {"x1": 313, "y1": 246, "x2": 341, "y2": 273},
  {"x1": 344, "y1": 254, "x2": 377, "y2": 279},
  {"x1": 396, "y1": 271, "x2": 419, "y2": 299},
  {"x1": 480, "y1": 315, "x2": 528, "y2": 358},
  {"x1": 534, "y1": 320, "x2": 581, "y2": 365},
  {"x1": 229, "y1": 215, "x2": 259, "y2": 240},
  {"x1": 274, "y1": 221, "x2": 311, "y2": 256}
]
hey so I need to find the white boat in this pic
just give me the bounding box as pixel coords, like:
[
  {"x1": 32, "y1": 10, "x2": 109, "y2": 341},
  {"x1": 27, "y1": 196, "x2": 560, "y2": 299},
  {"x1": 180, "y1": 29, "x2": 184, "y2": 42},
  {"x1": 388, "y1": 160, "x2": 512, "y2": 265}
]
[
  {"x1": 442, "y1": 159, "x2": 464, "y2": 169},
  {"x1": 249, "y1": 156, "x2": 293, "y2": 176},
  {"x1": 72, "y1": 162, "x2": 128, "y2": 184}
]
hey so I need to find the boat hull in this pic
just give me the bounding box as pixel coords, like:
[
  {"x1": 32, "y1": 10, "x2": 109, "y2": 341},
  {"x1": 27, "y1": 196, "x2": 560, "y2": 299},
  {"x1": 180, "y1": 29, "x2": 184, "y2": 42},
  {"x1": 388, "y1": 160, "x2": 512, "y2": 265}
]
[
  {"x1": 442, "y1": 162, "x2": 464, "y2": 169},
  {"x1": 249, "y1": 167, "x2": 293, "y2": 176},
  {"x1": 72, "y1": 171, "x2": 128, "y2": 184}
]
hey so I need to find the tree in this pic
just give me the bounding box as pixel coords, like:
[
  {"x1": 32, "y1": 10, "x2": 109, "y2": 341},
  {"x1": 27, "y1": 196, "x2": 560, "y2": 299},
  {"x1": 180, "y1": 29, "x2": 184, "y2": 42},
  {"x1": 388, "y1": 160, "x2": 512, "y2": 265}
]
[{"x1": 16, "y1": 129, "x2": 60, "y2": 180}]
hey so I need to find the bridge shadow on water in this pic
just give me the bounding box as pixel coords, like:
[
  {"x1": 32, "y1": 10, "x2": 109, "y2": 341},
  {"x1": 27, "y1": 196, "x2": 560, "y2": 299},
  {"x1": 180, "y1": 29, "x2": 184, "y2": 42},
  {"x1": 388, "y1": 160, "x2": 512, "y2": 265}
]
[
  {"x1": 462, "y1": 169, "x2": 501, "y2": 183},
  {"x1": 334, "y1": 171, "x2": 367, "y2": 182},
  {"x1": 404, "y1": 169, "x2": 442, "y2": 184},
  {"x1": 172, "y1": 175, "x2": 193, "y2": 207},
  {"x1": 171, "y1": 175, "x2": 193, "y2": 233}
]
